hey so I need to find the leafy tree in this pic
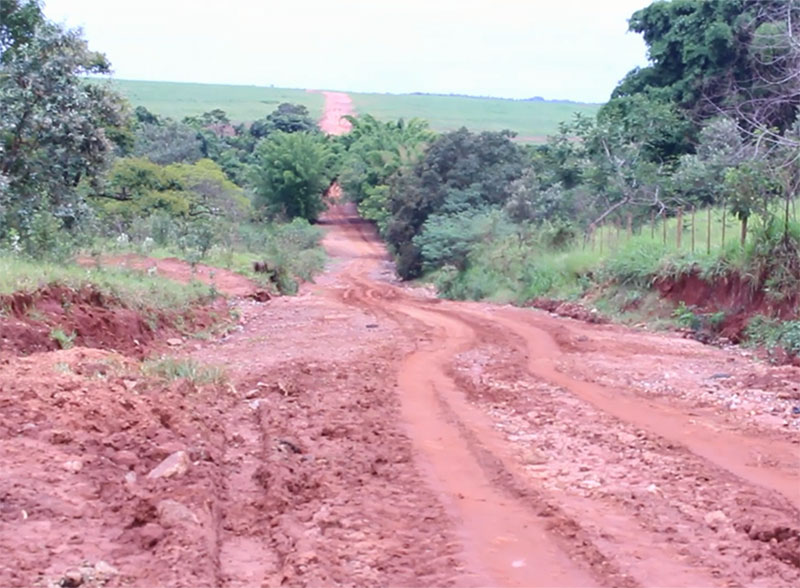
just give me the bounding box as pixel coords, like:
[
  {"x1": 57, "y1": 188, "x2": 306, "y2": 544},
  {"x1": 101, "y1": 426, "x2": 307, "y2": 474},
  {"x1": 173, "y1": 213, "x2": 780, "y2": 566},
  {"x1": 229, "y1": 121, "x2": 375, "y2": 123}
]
[
  {"x1": 0, "y1": 0, "x2": 127, "y2": 243},
  {"x1": 133, "y1": 119, "x2": 203, "y2": 165},
  {"x1": 250, "y1": 103, "x2": 318, "y2": 138},
  {"x1": 337, "y1": 114, "x2": 434, "y2": 231},
  {"x1": 94, "y1": 157, "x2": 250, "y2": 224},
  {"x1": 250, "y1": 131, "x2": 335, "y2": 221},
  {"x1": 672, "y1": 117, "x2": 747, "y2": 206},
  {"x1": 504, "y1": 169, "x2": 572, "y2": 224},
  {"x1": 613, "y1": 0, "x2": 800, "y2": 135},
  {"x1": 384, "y1": 128, "x2": 525, "y2": 278},
  {"x1": 414, "y1": 209, "x2": 510, "y2": 271}
]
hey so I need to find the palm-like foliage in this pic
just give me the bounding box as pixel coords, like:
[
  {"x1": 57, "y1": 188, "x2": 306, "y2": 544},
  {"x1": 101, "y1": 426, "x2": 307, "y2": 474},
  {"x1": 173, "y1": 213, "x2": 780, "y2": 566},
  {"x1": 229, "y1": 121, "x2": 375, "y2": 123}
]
[{"x1": 338, "y1": 114, "x2": 434, "y2": 231}]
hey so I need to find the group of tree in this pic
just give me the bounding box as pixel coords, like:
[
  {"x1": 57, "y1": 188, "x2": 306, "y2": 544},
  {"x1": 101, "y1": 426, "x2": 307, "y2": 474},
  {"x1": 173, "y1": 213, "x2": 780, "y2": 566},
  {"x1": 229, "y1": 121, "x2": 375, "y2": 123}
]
[
  {"x1": 330, "y1": 0, "x2": 800, "y2": 285},
  {"x1": 3, "y1": 0, "x2": 800, "y2": 296},
  {"x1": 0, "y1": 0, "x2": 339, "y2": 258}
]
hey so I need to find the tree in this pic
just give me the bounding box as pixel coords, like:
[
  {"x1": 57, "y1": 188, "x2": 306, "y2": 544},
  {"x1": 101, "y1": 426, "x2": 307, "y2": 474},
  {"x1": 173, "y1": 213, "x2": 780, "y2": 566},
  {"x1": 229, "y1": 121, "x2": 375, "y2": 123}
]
[
  {"x1": 94, "y1": 157, "x2": 251, "y2": 225},
  {"x1": 250, "y1": 132, "x2": 335, "y2": 222},
  {"x1": 384, "y1": 128, "x2": 525, "y2": 279},
  {"x1": 613, "y1": 0, "x2": 800, "y2": 137},
  {"x1": 133, "y1": 119, "x2": 203, "y2": 165},
  {"x1": 250, "y1": 103, "x2": 318, "y2": 138},
  {"x1": 337, "y1": 114, "x2": 434, "y2": 231},
  {"x1": 0, "y1": 0, "x2": 127, "y2": 241}
]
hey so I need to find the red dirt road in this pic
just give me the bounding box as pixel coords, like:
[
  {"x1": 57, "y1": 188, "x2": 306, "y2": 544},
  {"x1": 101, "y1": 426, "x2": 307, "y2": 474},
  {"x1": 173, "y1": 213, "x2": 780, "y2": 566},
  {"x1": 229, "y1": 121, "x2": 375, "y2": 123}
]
[
  {"x1": 2, "y1": 92, "x2": 800, "y2": 587},
  {"x1": 317, "y1": 91, "x2": 353, "y2": 135}
]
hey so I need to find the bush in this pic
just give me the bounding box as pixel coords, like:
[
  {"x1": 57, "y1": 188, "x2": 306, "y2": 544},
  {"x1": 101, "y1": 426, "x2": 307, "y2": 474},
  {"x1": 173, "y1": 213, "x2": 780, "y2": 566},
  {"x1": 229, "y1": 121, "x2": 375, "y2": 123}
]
[{"x1": 745, "y1": 316, "x2": 800, "y2": 358}]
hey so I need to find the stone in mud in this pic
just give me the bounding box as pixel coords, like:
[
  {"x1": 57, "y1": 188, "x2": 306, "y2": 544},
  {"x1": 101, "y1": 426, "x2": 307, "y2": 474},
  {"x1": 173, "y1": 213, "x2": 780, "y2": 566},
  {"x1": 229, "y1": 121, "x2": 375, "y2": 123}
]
[
  {"x1": 147, "y1": 450, "x2": 189, "y2": 479},
  {"x1": 114, "y1": 449, "x2": 138, "y2": 469},
  {"x1": 61, "y1": 568, "x2": 84, "y2": 587},
  {"x1": 93, "y1": 560, "x2": 119, "y2": 579},
  {"x1": 704, "y1": 510, "x2": 729, "y2": 530},
  {"x1": 157, "y1": 499, "x2": 200, "y2": 528},
  {"x1": 166, "y1": 337, "x2": 183, "y2": 346}
]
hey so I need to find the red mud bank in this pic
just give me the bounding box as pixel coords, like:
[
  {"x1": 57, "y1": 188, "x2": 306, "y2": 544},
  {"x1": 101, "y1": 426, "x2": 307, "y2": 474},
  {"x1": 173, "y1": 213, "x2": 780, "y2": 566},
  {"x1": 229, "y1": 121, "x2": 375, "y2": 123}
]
[
  {"x1": 655, "y1": 271, "x2": 799, "y2": 341},
  {"x1": 0, "y1": 285, "x2": 227, "y2": 357},
  {"x1": 0, "y1": 348, "x2": 232, "y2": 587}
]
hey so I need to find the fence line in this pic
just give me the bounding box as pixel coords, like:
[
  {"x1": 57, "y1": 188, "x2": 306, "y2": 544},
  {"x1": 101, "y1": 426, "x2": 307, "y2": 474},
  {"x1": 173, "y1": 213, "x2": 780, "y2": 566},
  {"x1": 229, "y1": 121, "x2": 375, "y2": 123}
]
[{"x1": 585, "y1": 201, "x2": 799, "y2": 255}]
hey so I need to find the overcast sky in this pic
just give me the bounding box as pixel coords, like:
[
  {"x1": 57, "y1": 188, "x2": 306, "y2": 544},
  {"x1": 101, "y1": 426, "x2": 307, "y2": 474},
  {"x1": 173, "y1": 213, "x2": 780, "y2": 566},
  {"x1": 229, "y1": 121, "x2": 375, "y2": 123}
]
[{"x1": 43, "y1": 0, "x2": 652, "y2": 103}]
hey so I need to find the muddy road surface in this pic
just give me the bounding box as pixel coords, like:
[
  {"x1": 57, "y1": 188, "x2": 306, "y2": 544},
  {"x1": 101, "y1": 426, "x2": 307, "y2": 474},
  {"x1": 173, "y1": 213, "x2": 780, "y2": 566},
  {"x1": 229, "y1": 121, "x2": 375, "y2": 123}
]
[{"x1": 2, "y1": 93, "x2": 800, "y2": 588}]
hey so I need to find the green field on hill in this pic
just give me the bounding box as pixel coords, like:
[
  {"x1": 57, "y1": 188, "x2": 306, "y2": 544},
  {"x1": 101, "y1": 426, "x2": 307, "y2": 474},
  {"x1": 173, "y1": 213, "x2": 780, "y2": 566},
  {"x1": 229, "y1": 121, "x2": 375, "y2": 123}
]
[
  {"x1": 110, "y1": 79, "x2": 600, "y2": 141},
  {"x1": 349, "y1": 92, "x2": 600, "y2": 140},
  {"x1": 110, "y1": 79, "x2": 325, "y2": 122}
]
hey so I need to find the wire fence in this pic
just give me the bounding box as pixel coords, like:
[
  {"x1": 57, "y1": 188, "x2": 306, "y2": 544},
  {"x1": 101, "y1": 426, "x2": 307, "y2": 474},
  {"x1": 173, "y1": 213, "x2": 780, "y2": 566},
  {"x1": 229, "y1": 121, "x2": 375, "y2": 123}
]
[{"x1": 583, "y1": 201, "x2": 799, "y2": 255}]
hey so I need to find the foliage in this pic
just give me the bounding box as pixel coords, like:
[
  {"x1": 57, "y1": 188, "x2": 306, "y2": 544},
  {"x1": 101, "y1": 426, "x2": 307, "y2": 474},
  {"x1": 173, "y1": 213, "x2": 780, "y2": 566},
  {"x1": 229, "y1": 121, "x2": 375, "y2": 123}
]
[
  {"x1": 250, "y1": 102, "x2": 318, "y2": 138},
  {"x1": 0, "y1": 253, "x2": 218, "y2": 308},
  {"x1": 250, "y1": 131, "x2": 336, "y2": 221},
  {"x1": 94, "y1": 157, "x2": 251, "y2": 227},
  {"x1": 745, "y1": 316, "x2": 800, "y2": 357},
  {"x1": 338, "y1": 114, "x2": 433, "y2": 232},
  {"x1": 133, "y1": 119, "x2": 203, "y2": 164},
  {"x1": 49, "y1": 327, "x2": 75, "y2": 350},
  {"x1": 414, "y1": 209, "x2": 511, "y2": 271},
  {"x1": 384, "y1": 128, "x2": 525, "y2": 278},
  {"x1": 0, "y1": 0, "x2": 127, "y2": 249}
]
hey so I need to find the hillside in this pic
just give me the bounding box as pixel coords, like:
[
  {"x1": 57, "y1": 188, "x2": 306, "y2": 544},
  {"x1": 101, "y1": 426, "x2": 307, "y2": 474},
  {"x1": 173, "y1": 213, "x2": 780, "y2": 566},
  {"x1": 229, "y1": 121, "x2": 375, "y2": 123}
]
[{"x1": 109, "y1": 79, "x2": 600, "y2": 141}]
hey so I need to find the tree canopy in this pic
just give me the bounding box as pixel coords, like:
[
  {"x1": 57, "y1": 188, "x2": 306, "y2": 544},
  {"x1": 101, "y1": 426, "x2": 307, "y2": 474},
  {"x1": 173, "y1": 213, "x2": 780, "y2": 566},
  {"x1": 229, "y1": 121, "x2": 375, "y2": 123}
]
[{"x1": 0, "y1": 0, "x2": 127, "y2": 237}]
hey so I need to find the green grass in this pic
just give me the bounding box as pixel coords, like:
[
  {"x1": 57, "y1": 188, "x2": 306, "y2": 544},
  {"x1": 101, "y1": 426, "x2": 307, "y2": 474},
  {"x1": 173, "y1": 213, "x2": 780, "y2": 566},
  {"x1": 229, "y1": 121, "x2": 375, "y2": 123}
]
[
  {"x1": 431, "y1": 199, "x2": 800, "y2": 322},
  {"x1": 0, "y1": 255, "x2": 218, "y2": 309},
  {"x1": 108, "y1": 79, "x2": 325, "y2": 122},
  {"x1": 349, "y1": 92, "x2": 600, "y2": 141},
  {"x1": 109, "y1": 79, "x2": 599, "y2": 140},
  {"x1": 142, "y1": 356, "x2": 227, "y2": 385}
]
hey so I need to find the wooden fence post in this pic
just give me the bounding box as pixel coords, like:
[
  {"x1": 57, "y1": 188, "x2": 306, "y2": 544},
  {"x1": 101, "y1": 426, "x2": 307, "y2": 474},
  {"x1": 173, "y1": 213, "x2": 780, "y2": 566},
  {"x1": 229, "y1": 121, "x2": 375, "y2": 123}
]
[
  {"x1": 651, "y1": 210, "x2": 656, "y2": 240},
  {"x1": 721, "y1": 208, "x2": 726, "y2": 248},
  {"x1": 740, "y1": 216, "x2": 748, "y2": 247},
  {"x1": 662, "y1": 212, "x2": 667, "y2": 245},
  {"x1": 627, "y1": 213, "x2": 633, "y2": 239},
  {"x1": 707, "y1": 207, "x2": 712, "y2": 254},
  {"x1": 676, "y1": 207, "x2": 683, "y2": 250},
  {"x1": 691, "y1": 207, "x2": 696, "y2": 253}
]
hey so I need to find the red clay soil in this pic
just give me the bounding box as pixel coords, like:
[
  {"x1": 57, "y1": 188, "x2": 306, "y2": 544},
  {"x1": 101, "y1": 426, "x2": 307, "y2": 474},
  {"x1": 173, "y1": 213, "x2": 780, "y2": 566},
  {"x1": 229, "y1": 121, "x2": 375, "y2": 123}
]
[
  {"x1": 0, "y1": 284, "x2": 228, "y2": 358},
  {"x1": 656, "y1": 271, "x2": 799, "y2": 341},
  {"x1": 2, "y1": 91, "x2": 800, "y2": 587}
]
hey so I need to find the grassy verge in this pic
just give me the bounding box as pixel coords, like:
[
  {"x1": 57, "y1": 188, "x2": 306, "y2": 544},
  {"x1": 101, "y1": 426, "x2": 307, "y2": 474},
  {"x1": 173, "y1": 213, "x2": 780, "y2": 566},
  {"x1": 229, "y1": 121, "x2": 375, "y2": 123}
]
[
  {"x1": 429, "y1": 202, "x2": 800, "y2": 341},
  {"x1": 88, "y1": 218, "x2": 327, "y2": 295},
  {"x1": 0, "y1": 255, "x2": 218, "y2": 309}
]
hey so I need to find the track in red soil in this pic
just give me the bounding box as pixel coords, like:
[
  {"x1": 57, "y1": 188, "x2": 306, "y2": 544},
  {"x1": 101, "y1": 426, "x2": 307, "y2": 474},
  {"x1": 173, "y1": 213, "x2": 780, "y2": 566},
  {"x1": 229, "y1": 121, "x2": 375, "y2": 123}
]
[
  {"x1": 3, "y1": 90, "x2": 800, "y2": 588},
  {"x1": 316, "y1": 91, "x2": 354, "y2": 135}
]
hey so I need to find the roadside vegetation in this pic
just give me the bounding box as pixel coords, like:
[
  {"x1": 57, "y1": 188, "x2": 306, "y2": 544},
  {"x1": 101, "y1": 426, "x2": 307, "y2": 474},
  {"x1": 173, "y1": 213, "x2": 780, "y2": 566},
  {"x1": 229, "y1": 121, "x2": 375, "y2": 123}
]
[
  {"x1": 2, "y1": 0, "x2": 799, "y2": 361},
  {"x1": 331, "y1": 0, "x2": 800, "y2": 359},
  {"x1": 0, "y1": 0, "x2": 331, "y2": 309}
]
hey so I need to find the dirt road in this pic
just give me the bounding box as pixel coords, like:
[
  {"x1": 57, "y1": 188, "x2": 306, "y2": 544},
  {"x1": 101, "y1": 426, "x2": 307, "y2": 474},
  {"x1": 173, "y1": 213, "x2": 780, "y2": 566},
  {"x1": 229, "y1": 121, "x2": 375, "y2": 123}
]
[
  {"x1": 2, "y1": 92, "x2": 800, "y2": 588},
  {"x1": 317, "y1": 91, "x2": 353, "y2": 135}
]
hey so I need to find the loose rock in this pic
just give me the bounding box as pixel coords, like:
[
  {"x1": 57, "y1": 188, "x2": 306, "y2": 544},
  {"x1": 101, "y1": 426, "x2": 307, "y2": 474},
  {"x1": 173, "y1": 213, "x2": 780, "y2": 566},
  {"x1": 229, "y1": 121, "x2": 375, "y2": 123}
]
[{"x1": 147, "y1": 450, "x2": 189, "y2": 479}]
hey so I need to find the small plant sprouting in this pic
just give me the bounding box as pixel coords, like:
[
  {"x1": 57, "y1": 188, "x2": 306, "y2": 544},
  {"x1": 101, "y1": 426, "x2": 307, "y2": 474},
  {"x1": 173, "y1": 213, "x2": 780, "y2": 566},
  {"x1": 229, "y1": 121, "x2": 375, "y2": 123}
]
[
  {"x1": 142, "y1": 356, "x2": 226, "y2": 386},
  {"x1": 50, "y1": 328, "x2": 76, "y2": 350}
]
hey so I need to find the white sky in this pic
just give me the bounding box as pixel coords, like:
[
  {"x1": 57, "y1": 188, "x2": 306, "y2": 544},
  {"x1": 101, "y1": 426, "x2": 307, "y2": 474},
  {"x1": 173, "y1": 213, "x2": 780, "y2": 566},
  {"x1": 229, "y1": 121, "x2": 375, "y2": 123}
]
[{"x1": 43, "y1": 0, "x2": 652, "y2": 103}]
